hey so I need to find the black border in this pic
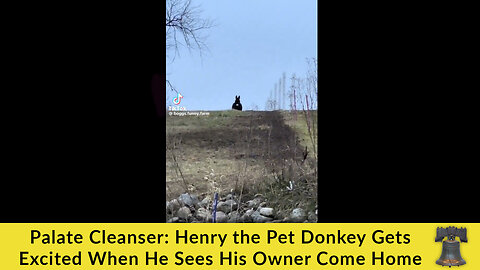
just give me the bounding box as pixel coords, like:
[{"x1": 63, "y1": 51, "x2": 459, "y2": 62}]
[
  {"x1": 317, "y1": 1, "x2": 477, "y2": 222},
  {"x1": 2, "y1": 1, "x2": 166, "y2": 222}
]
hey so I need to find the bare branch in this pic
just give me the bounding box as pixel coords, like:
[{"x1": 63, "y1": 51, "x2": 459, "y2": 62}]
[
  {"x1": 166, "y1": 0, "x2": 214, "y2": 59},
  {"x1": 166, "y1": 79, "x2": 178, "y2": 94}
]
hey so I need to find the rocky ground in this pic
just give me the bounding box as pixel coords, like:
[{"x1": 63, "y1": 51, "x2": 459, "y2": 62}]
[{"x1": 167, "y1": 192, "x2": 317, "y2": 223}]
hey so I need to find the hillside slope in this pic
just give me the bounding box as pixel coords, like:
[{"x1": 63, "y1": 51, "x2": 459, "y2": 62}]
[{"x1": 166, "y1": 110, "x2": 317, "y2": 222}]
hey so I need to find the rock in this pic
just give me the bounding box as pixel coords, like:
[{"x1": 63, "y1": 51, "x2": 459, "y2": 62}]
[
  {"x1": 178, "y1": 193, "x2": 195, "y2": 207},
  {"x1": 216, "y1": 200, "x2": 238, "y2": 214},
  {"x1": 190, "y1": 194, "x2": 200, "y2": 207},
  {"x1": 289, "y1": 208, "x2": 307, "y2": 222},
  {"x1": 215, "y1": 202, "x2": 228, "y2": 213},
  {"x1": 167, "y1": 217, "x2": 180, "y2": 223},
  {"x1": 308, "y1": 211, "x2": 317, "y2": 222},
  {"x1": 259, "y1": 207, "x2": 274, "y2": 217},
  {"x1": 246, "y1": 198, "x2": 262, "y2": 208},
  {"x1": 252, "y1": 211, "x2": 273, "y2": 223},
  {"x1": 198, "y1": 196, "x2": 211, "y2": 208},
  {"x1": 177, "y1": 206, "x2": 191, "y2": 219},
  {"x1": 166, "y1": 199, "x2": 180, "y2": 214},
  {"x1": 215, "y1": 211, "x2": 228, "y2": 223},
  {"x1": 241, "y1": 209, "x2": 254, "y2": 223},
  {"x1": 195, "y1": 207, "x2": 212, "y2": 222},
  {"x1": 228, "y1": 211, "x2": 241, "y2": 223}
]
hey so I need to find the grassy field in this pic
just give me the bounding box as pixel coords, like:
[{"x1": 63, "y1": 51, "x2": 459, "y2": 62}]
[{"x1": 166, "y1": 109, "x2": 317, "y2": 221}]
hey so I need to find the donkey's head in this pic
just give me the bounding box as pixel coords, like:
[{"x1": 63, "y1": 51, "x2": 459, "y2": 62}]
[{"x1": 234, "y1": 95, "x2": 241, "y2": 104}]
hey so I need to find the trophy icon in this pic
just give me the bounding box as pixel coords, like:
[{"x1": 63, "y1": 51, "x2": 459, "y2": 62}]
[{"x1": 435, "y1": 226, "x2": 467, "y2": 267}]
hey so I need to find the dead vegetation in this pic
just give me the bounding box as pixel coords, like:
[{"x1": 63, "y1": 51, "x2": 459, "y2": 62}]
[{"x1": 166, "y1": 110, "x2": 317, "y2": 222}]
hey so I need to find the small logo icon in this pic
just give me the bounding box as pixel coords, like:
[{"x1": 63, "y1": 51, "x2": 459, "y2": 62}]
[
  {"x1": 435, "y1": 226, "x2": 467, "y2": 267},
  {"x1": 173, "y1": 92, "x2": 183, "y2": 105}
]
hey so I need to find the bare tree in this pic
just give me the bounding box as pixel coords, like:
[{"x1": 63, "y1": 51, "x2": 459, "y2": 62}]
[
  {"x1": 288, "y1": 58, "x2": 318, "y2": 112},
  {"x1": 305, "y1": 57, "x2": 318, "y2": 110},
  {"x1": 288, "y1": 58, "x2": 317, "y2": 163},
  {"x1": 166, "y1": 0, "x2": 213, "y2": 60},
  {"x1": 166, "y1": 0, "x2": 214, "y2": 95}
]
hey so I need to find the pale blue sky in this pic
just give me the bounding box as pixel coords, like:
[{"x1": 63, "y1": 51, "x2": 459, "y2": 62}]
[{"x1": 166, "y1": 0, "x2": 317, "y2": 111}]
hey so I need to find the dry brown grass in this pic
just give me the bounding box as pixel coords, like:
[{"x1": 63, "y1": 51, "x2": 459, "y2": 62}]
[{"x1": 166, "y1": 110, "x2": 317, "y2": 220}]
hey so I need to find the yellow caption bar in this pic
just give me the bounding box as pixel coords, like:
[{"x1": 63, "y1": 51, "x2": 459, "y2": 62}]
[{"x1": 0, "y1": 223, "x2": 478, "y2": 269}]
